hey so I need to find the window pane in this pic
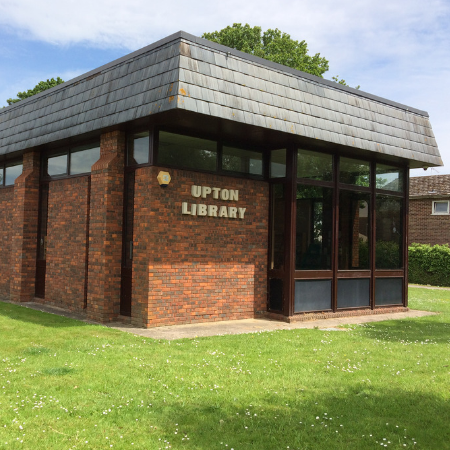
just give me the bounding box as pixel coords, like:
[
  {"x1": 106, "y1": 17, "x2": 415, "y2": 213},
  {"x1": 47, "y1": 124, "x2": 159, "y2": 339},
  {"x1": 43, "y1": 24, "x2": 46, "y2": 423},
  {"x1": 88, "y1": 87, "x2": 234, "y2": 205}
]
[
  {"x1": 433, "y1": 201, "x2": 449, "y2": 214},
  {"x1": 339, "y1": 191, "x2": 370, "y2": 270},
  {"x1": 295, "y1": 279, "x2": 331, "y2": 312},
  {"x1": 376, "y1": 195, "x2": 403, "y2": 269},
  {"x1": 297, "y1": 149, "x2": 333, "y2": 181},
  {"x1": 70, "y1": 145, "x2": 100, "y2": 175},
  {"x1": 5, "y1": 163, "x2": 22, "y2": 185},
  {"x1": 222, "y1": 146, "x2": 263, "y2": 176},
  {"x1": 376, "y1": 164, "x2": 403, "y2": 192},
  {"x1": 0, "y1": 168, "x2": 3, "y2": 185},
  {"x1": 270, "y1": 149, "x2": 286, "y2": 178},
  {"x1": 271, "y1": 184, "x2": 285, "y2": 270},
  {"x1": 339, "y1": 157, "x2": 370, "y2": 187},
  {"x1": 158, "y1": 131, "x2": 217, "y2": 171},
  {"x1": 128, "y1": 132, "x2": 149, "y2": 165},
  {"x1": 296, "y1": 185, "x2": 333, "y2": 270},
  {"x1": 47, "y1": 154, "x2": 68, "y2": 176},
  {"x1": 375, "y1": 278, "x2": 403, "y2": 305},
  {"x1": 337, "y1": 278, "x2": 370, "y2": 308}
]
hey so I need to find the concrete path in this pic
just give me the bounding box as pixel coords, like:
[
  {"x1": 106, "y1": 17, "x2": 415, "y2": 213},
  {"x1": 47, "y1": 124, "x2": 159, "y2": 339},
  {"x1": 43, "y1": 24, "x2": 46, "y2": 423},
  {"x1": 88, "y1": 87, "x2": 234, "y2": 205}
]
[{"x1": 4, "y1": 300, "x2": 436, "y2": 341}]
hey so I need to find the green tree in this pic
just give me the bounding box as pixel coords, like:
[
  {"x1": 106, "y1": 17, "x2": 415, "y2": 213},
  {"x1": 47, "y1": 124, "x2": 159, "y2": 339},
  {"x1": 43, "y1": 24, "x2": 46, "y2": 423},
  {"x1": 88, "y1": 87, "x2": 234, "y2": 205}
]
[
  {"x1": 7, "y1": 77, "x2": 64, "y2": 105},
  {"x1": 202, "y1": 23, "x2": 329, "y2": 77}
]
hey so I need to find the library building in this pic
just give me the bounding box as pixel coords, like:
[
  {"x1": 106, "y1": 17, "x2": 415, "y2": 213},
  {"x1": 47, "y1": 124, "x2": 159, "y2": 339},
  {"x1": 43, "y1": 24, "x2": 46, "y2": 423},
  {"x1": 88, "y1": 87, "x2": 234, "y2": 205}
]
[{"x1": 0, "y1": 32, "x2": 442, "y2": 327}]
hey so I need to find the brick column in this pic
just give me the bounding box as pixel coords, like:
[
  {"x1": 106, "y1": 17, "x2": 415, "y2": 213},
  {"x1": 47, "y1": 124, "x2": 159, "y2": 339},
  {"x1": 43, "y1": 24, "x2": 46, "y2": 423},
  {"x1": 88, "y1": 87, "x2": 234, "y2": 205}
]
[
  {"x1": 10, "y1": 150, "x2": 40, "y2": 302},
  {"x1": 86, "y1": 130, "x2": 125, "y2": 322}
]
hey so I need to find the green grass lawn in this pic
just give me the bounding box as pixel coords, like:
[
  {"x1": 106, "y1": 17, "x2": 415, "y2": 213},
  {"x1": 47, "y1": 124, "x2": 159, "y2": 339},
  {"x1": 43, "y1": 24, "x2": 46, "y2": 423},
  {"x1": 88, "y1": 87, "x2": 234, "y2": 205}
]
[{"x1": 0, "y1": 287, "x2": 449, "y2": 450}]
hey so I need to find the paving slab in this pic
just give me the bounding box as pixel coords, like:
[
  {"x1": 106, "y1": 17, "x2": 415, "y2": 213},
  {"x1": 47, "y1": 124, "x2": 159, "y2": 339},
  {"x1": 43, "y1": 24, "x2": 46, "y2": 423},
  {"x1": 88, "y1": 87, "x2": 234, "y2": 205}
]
[{"x1": 3, "y1": 300, "x2": 437, "y2": 341}]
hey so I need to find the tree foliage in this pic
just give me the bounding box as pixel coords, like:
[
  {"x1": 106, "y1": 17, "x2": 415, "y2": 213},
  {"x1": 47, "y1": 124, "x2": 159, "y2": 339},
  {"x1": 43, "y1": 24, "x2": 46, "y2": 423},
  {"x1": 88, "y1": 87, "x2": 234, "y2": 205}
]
[
  {"x1": 202, "y1": 23, "x2": 329, "y2": 78},
  {"x1": 7, "y1": 77, "x2": 64, "y2": 105}
]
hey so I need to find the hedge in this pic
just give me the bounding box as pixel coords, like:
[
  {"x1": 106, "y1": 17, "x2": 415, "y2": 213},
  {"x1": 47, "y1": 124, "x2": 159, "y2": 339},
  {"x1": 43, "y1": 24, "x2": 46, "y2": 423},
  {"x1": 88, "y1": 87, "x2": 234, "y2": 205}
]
[{"x1": 408, "y1": 243, "x2": 450, "y2": 287}]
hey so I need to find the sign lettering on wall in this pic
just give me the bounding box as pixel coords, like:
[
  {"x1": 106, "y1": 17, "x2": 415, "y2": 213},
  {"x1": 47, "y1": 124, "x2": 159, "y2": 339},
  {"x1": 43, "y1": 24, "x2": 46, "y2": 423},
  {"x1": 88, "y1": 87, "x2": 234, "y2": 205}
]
[{"x1": 182, "y1": 185, "x2": 246, "y2": 219}]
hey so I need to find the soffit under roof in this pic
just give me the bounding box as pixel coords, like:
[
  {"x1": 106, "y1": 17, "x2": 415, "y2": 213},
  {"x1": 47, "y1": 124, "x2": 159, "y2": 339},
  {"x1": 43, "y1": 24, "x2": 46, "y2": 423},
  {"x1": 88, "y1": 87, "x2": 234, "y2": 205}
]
[{"x1": 0, "y1": 31, "x2": 442, "y2": 168}]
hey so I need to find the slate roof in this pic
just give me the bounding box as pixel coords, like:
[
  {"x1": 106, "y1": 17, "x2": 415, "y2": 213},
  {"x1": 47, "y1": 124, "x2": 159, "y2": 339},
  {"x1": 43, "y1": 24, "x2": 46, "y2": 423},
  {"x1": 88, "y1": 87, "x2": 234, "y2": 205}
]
[
  {"x1": 0, "y1": 31, "x2": 442, "y2": 168},
  {"x1": 410, "y1": 175, "x2": 450, "y2": 197}
]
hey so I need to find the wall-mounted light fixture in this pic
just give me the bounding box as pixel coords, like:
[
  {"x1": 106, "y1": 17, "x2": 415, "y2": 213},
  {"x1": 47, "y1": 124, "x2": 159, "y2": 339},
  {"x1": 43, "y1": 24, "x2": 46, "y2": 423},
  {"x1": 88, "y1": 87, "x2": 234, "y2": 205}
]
[{"x1": 157, "y1": 171, "x2": 171, "y2": 187}]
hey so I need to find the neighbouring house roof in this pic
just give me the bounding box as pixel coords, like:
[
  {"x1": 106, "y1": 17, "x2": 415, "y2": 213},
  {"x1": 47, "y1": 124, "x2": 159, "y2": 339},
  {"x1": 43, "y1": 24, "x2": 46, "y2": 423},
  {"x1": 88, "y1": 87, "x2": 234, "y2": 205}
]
[
  {"x1": 0, "y1": 31, "x2": 442, "y2": 168},
  {"x1": 410, "y1": 175, "x2": 450, "y2": 197}
]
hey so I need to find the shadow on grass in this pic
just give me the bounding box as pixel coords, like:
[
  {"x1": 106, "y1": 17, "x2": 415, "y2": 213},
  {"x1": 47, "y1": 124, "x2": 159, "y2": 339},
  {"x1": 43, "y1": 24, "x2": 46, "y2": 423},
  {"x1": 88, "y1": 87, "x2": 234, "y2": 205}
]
[
  {"x1": 359, "y1": 317, "x2": 450, "y2": 345},
  {"x1": 149, "y1": 387, "x2": 449, "y2": 449},
  {"x1": 0, "y1": 300, "x2": 91, "y2": 328}
]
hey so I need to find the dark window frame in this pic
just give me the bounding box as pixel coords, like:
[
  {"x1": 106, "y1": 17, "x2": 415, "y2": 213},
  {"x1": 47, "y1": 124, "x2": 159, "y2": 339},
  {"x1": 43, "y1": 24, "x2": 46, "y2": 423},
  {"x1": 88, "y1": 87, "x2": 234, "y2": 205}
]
[
  {"x1": 0, "y1": 158, "x2": 23, "y2": 187},
  {"x1": 41, "y1": 140, "x2": 101, "y2": 180}
]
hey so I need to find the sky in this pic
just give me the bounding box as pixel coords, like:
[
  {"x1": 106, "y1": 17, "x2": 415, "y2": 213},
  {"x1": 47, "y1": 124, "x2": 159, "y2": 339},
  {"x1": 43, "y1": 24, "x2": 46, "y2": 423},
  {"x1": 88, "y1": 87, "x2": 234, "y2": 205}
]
[{"x1": 0, "y1": 0, "x2": 449, "y2": 177}]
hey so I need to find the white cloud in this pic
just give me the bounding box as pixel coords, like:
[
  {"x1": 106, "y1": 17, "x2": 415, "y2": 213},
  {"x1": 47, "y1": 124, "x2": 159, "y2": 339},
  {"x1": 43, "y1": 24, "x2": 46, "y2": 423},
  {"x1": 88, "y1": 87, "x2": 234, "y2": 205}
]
[{"x1": 1, "y1": 0, "x2": 449, "y2": 170}]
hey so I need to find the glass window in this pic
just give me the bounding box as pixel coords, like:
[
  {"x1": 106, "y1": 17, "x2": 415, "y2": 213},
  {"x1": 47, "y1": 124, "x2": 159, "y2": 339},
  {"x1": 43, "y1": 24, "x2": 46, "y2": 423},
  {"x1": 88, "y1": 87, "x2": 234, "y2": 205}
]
[
  {"x1": 270, "y1": 149, "x2": 286, "y2": 178},
  {"x1": 297, "y1": 149, "x2": 333, "y2": 181},
  {"x1": 337, "y1": 278, "x2": 370, "y2": 308},
  {"x1": 70, "y1": 145, "x2": 100, "y2": 175},
  {"x1": 128, "y1": 132, "x2": 149, "y2": 165},
  {"x1": 376, "y1": 164, "x2": 403, "y2": 192},
  {"x1": 296, "y1": 185, "x2": 333, "y2": 270},
  {"x1": 0, "y1": 168, "x2": 3, "y2": 185},
  {"x1": 222, "y1": 146, "x2": 263, "y2": 176},
  {"x1": 47, "y1": 154, "x2": 68, "y2": 177},
  {"x1": 339, "y1": 157, "x2": 370, "y2": 187},
  {"x1": 295, "y1": 279, "x2": 332, "y2": 312},
  {"x1": 375, "y1": 278, "x2": 403, "y2": 305},
  {"x1": 5, "y1": 163, "x2": 22, "y2": 186},
  {"x1": 271, "y1": 184, "x2": 285, "y2": 270},
  {"x1": 158, "y1": 131, "x2": 217, "y2": 171},
  {"x1": 339, "y1": 191, "x2": 370, "y2": 270},
  {"x1": 376, "y1": 195, "x2": 403, "y2": 269},
  {"x1": 432, "y1": 200, "x2": 449, "y2": 215}
]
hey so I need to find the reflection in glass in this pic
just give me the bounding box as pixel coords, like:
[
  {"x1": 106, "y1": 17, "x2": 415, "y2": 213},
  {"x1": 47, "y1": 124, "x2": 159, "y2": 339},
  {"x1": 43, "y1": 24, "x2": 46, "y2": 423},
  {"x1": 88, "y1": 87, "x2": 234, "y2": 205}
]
[
  {"x1": 47, "y1": 154, "x2": 68, "y2": 176},
  {"x1": 270, "y1": 149, "x2": 286, "y2": 178},
  {"x1": 128, "y1": 132, "x2": 149, "y2": 165},
  {"x1": 297, "y1": 149, "x2": 333, "y2": 181},
  {"x1": 158, "y1": 131, "x2": 217, "y2": 171},
  {"x1": 339, "y1": 191, "x2": 370, "y2": 270},
  {"x1": 271, "y1": 184, "x2": 285, "y2": 270},
  {"x1": 0, "y1": 169, "x2": 3, "y2": 185},
  {"x1": 376, "y1": 195, "x2": 403, "y2": 269},
  {"x1": 296, "y1": 185, "x2": 333, "y2": 270},
  {"x1": 222, "y1": 146, "x2": 263, "y2": 176},
  {"x1": 70, "y1": 145, "x2": 100, "y2": 175},
  {"x1": 376, "y1": 164, "x2": 403, "y2": 191},
  {"x1": 5, "y1": 163, "x2": 22, "y2": 185},
  {"x1": 339, "y1": 157, "x2": 370, "y2": 186}
]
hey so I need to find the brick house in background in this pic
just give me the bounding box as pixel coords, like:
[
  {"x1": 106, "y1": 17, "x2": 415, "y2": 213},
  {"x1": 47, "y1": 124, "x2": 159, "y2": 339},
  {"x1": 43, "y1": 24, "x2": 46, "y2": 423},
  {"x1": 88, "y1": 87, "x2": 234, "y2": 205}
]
[
  {"x1": 0, "y1": 32, "x2": 443, "y2": 327},
  {"x1": 409, "y1": 175, "x2": 450, "y2": 245}
]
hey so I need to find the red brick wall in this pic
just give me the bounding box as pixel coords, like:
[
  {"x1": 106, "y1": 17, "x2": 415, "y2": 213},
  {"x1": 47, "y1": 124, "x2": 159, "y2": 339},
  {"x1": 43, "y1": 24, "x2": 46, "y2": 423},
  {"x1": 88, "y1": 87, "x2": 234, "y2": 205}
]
[
  {"x1": 0, "y1": 187, "x2": 14, "y2": 297},
  {"x1": 45, "y1": 176, "x2": 90, "y2": 310},
  {"x1": 409, "y1": 198, "x2": 450, "y2": 245},
  {"x1": 133, "y1": 166, "x2": 269, "y2": 327},
  {"x1": 86, "y1": 130, "x2": 125, "y2": 322},
  {"x1": 10, "y1": 150, "x2": 40, "y2": 302}
]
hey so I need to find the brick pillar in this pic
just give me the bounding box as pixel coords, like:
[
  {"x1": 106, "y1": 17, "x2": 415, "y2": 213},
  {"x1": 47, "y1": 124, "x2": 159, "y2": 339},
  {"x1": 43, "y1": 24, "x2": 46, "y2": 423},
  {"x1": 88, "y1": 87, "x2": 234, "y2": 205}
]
[
  {"x1": 86, "y1": 130, "x2": 125, "y2": 322},
  {"x1": 10, "y1": 150, "x2": 40, "y2": 302}
]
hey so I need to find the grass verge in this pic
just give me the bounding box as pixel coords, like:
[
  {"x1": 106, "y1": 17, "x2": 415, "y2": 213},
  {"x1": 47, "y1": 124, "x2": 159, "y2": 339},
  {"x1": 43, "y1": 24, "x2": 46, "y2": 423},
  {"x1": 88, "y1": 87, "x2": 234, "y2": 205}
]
[{"x1": 0, "y1": 287, "x2": 449, "y2": 449}]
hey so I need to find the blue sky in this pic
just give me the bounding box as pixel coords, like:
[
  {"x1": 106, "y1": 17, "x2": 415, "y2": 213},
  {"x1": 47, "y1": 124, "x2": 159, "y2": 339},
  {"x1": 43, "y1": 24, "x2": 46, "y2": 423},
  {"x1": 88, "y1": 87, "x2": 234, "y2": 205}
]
[{"x1": 0, "y1": 0, "x2": 449, "y2": 176}]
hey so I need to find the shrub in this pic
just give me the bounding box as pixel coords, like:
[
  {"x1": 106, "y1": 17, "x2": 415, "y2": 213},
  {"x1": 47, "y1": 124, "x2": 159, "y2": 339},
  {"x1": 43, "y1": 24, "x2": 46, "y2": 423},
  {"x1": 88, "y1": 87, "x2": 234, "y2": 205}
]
[{"x1": 408, "y1": 243, "x2": 450, "y2": 287}]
